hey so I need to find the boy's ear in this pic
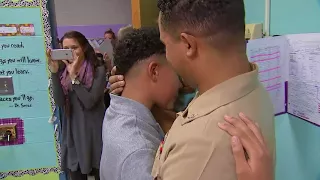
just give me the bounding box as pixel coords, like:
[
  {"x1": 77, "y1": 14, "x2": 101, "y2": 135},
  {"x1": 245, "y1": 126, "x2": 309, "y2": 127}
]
[{"x1": 147, "y1": 61, "x2": 160, "y2": 82}]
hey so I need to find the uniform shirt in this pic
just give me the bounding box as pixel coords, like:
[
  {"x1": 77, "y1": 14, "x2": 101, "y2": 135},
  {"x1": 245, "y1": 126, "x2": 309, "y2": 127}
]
[
  {"x1": 152, "y1": 63, "x2": 276, "y2": 180},
  {"x1": 100, "y1": 95, "x2": 164, "y2": 180}
]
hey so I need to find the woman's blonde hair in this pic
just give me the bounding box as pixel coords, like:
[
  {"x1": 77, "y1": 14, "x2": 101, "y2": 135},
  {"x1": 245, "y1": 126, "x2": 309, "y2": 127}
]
[{"x1": 117, "y1": 25, "x2": 134, "y2": 40}]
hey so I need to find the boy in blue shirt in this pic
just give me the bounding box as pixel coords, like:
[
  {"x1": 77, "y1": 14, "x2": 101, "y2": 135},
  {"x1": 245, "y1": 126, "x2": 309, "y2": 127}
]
[{"x1": 100, "y1": 27, "x2": 181, "y2": 180}]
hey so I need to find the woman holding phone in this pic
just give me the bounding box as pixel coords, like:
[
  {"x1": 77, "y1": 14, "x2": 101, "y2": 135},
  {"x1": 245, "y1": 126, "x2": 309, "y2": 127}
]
[{"x1": 47, "y1": 31, "x2": 105, "y2": 180}]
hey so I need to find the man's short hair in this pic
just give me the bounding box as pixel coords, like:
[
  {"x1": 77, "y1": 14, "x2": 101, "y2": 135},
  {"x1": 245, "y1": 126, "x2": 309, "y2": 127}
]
[
  {"x1": 157, "y1": 0, "x2": 245, "y2": 39},
  {"x1": 114, "y1": 27, "x2": 165, "y2": 75}
]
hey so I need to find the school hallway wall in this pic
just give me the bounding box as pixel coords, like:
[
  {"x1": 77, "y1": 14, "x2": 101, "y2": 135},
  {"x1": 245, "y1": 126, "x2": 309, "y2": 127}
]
[{"x1": 244, "y1": 0, "x2": 320, "y2": 179}]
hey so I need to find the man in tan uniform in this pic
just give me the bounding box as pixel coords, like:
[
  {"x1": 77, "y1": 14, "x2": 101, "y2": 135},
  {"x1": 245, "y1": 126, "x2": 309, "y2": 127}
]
[{"x1": 152, "y1": 0, "x2": 276, "y2": 179}]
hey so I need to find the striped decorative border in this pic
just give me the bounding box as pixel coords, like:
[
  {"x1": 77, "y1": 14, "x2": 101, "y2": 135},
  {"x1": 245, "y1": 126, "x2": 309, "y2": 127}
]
[
  {"x1": 0, "y1": 0, "x2": 41, "y2": 7},
  {"x1": 0, "y1": 0, "x2": 61, "y2": 178}
]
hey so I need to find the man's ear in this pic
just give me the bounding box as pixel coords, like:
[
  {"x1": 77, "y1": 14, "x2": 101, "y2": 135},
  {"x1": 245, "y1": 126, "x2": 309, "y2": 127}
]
[
  {"x1": 180, "y1": 33, "x2": 197, "y2": 58},
  {"x1": 147, "y1": 61, "x2": 160, "y2": 82}
]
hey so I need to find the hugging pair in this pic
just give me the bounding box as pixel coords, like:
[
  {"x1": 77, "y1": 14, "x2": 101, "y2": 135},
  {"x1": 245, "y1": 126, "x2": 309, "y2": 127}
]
[{"x1": 100, "y1": 27, "x2": 274, "y2": 180}]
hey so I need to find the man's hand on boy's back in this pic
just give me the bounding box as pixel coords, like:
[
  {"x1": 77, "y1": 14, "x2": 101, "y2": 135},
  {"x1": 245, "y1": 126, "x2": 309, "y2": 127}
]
[{"x1": 109, "y1": 66, "x2": 125, "y2": 94}]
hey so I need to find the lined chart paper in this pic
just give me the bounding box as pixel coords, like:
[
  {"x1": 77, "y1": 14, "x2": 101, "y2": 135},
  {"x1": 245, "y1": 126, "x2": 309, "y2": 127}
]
[{"x1": 247, "y1": 36, "x2": 288, "y2": 115}]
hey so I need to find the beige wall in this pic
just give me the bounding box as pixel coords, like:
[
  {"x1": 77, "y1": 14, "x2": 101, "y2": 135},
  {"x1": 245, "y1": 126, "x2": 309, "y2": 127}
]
[{"x1": 54, "y1": 0, "x2": 132, "y2": 26}]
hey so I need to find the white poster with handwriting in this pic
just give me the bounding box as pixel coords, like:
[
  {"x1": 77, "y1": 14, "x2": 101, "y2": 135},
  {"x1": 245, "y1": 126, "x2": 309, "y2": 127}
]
[{"x1": 286, "y1": 33, "x2": 320, "y2": 125}]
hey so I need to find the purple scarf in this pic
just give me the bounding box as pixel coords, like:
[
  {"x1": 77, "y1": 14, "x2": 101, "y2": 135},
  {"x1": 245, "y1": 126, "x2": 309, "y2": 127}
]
[{"x1": 60, "y1": 60, "x2": 93, "y2": 95}]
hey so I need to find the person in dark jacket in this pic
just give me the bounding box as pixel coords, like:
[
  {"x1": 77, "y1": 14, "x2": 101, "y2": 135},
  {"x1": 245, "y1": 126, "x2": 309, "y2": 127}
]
[{"x1": 47, "y1": 31, "x2": 105, "y2": 180}]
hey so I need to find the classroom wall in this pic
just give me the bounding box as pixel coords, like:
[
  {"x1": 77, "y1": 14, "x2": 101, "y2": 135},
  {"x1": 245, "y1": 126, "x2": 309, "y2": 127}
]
[
  {"x1": 244, "y1": 0, "x2": 265, "y2": 24},
  {"x1": 244, "y1": 0, "x2": 320, "y2": 35},
  {"x1": 0, "y1": 4, "x2": 58, "y2": 180},
  {"x1": 270, "y1": 0, "x2": 320, "y2": 35},
  {"x1": 57, "y1": 24, "x2": 127, "y2": 39},
  {"x1": 54, "y1": 0, "x2": 131, "y2": 25},
  {"x1": 53, "y1": 0, "x2": 132, "y2": 38},
  {"x1": 244, "y1": 0, "x2": 320, "y2": 180},
  {"x1": 140, "y1": 0, "x2": 158, "y2": 27}
]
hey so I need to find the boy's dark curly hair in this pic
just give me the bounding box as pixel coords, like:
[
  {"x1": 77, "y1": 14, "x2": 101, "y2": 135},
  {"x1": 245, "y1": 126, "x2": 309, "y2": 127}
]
[
  {"x1": 157, "y1": 0, "x2": 245, "y2": 40},
  {"x1": 114, "y1": 27, "x2": 165, "y2": 75}
]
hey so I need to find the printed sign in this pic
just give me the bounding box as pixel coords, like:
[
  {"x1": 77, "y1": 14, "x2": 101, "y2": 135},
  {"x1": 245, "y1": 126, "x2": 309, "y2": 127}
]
[{"x1": 0, "y1": 24, "x2": 35, "y2": 36}]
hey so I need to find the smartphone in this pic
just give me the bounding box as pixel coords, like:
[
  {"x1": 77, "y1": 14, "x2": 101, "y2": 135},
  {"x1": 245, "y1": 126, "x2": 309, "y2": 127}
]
[
  {"x1": 51, "y1": 49, "x2": 73, "y2": 60},
  {"x1": 98, "y1": 39, "x2": 114, "y2": 66}
]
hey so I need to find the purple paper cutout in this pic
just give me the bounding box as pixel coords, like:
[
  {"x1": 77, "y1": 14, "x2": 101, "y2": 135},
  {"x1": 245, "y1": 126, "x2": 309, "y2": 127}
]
[{"x1": 0, "y1": 118, "x2": 25, "y2": 146}]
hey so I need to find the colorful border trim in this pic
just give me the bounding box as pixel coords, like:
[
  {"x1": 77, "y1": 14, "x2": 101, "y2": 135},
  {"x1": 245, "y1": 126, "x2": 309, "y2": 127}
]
[
  {"x1": 0, "y1": 0, "x2": 61, "y2": 178},
  {"x1": 0, "y1": 0, "x2": 41, "y2": 7},
  {"x1": 0, "y1": 167, "x2": 60, "y2": 179}
]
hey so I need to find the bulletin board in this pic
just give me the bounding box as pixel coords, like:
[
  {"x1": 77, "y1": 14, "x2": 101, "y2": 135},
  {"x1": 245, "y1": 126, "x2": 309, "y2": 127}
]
[
  {"x1": 247, "y1": 33, "x2": 320, "y2": 126},
  {"x1": 0, "y1": 0, "x2": 60, "y2": 179}
]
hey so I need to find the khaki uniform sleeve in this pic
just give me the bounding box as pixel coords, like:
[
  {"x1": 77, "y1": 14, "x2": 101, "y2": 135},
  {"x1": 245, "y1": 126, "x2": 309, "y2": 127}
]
[{"x1": 159, "y1": 129, "x2": 237, "y2": 180}]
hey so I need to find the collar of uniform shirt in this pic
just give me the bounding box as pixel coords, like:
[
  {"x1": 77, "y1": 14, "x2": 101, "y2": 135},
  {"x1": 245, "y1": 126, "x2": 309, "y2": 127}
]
[{"x1": 180, "y1": 63, "x2": 260, "y2": 125}]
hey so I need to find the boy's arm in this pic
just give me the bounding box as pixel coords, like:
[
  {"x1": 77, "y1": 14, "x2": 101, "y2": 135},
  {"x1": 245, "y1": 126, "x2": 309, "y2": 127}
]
[{"x1": 121, "y1": 149, "x2": 156, "y2": 180}]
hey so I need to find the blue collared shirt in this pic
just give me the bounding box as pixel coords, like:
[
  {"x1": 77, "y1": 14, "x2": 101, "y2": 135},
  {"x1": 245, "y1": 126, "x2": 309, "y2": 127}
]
[{"x1": 100, "y1": 95, "x2": 164, "y2": 180}]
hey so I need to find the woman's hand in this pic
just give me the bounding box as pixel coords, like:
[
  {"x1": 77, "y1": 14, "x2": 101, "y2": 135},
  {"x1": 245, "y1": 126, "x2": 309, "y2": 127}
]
[
  {"x1": 62, "y1": 51, "x2": 81, "y2": 80},
  {"x1": 103, "y1": 53, "x2": 110, "y2": 61},
  {"x1": 94, "y1": 49, "x2": 101, "y2": 54},
  {"x1": 108, "y1": 66, "x2": 125, "y2": 94},
  {"x1": 218, "y1": 113, "x2": 274, "y2": 180},
  {"x1": 46, "y1": 49, "x2": 59, "y2": 73}
]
